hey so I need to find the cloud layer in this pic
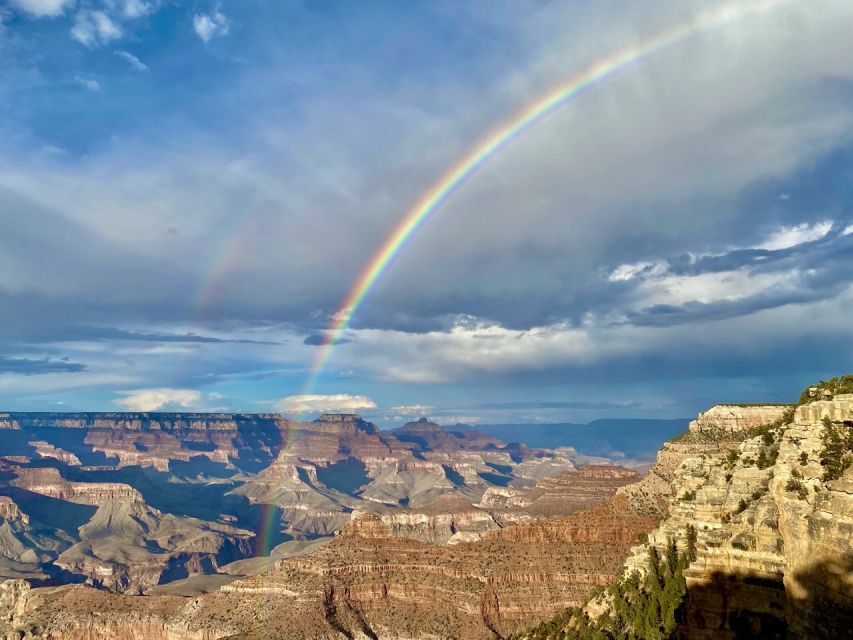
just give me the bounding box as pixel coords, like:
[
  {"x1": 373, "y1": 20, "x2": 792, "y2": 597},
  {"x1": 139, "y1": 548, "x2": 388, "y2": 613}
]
[{"x1": 0, "y1": 0, "x2": 851, "y2": 421}]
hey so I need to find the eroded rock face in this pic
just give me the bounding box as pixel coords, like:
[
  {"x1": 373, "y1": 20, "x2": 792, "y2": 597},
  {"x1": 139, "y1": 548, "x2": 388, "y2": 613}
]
[
  {"x1": 0, "y1": 498, "x2": 27, "y2": 525},
  {"x1": 687, "y1": 404, "x2": 790, "y2": 438},
  {"x1": 11, "y1": 468, "x2": 142, "y2": 505},
  {"x1": 28, "y1": 442, "x2": 81, "y2": 467},
  {"x1": 54, "y1": 499, "x2": 254, "y2": 594},
  {"x1": 0, "y1": 495, "x2": 658, "y2": 639},
  {"x1": 4, "y1": 412, "x2": 285, "y2": 473},
  {"x1": 610, "y1": 395, "x2": 853, "y2": 639}
]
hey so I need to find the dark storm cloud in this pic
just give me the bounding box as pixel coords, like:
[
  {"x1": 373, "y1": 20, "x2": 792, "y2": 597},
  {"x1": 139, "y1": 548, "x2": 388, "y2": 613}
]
[{"x1": 0, "y1": 357, "x2": 86, "y2": 375}]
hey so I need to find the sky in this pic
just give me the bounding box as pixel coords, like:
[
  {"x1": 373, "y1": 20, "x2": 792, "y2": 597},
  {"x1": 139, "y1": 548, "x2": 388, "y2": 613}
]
[{"x1": 1, "y1": 0, "x2": 852, "y2": 427}]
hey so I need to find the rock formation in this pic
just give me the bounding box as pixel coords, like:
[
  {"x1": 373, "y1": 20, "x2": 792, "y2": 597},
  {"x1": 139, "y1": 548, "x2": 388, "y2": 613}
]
[{"x1": 517, "y1": 387, "x2": 853, "y2": 639}]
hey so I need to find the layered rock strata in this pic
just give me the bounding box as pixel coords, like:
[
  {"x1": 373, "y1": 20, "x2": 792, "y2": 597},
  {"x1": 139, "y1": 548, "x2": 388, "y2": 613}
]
[{"x1": 605, "y1": 395, "x2": 853, "y2": 639}]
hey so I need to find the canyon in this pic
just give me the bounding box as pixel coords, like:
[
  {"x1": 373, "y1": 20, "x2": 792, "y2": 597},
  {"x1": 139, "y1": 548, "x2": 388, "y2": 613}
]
[
  {"x1": 0, "y1": 379, "x2": 849, "y2": 639},
  {"x1": 0, "y1": 412, "x2": 643, "y2": 607}
]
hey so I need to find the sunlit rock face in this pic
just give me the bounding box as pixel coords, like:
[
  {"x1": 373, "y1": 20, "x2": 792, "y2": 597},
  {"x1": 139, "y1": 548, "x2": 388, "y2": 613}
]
[
  {"x1": 687, "y1": 404, "x2": 791, "y2": 438},
  {"x1": 608, "y1": 395, "x2": 853, "y2": 639}
]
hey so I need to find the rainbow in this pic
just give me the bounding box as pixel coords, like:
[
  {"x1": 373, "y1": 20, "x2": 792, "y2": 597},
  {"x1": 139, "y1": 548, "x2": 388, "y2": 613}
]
[
  {"x1": 257, "y1": 0, "x2": 790, "y2": 555},
  {"x1": 301, "y1": 0, "x2": 788, "y2": 392}
]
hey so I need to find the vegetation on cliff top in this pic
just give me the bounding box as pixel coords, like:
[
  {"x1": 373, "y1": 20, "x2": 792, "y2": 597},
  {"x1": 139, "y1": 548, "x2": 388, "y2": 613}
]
[{"x1": 797, "y1": 374, "x2": 853, "y2": 406}]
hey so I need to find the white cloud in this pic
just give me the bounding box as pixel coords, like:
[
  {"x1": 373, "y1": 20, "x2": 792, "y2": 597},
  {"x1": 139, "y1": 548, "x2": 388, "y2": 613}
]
[
  {"x1": 608, "y1": 260, "x2": 668, "y2": 282},
  {"x1": 8, "y1": 0, "x2": 75, "y2": 18},
  {"x1": 635, "y1": 268, "x2": 804, "y2": 307},
  {"x1": 348, "y1": 322, "x2": 599, "y2": 384},
  {"x1": 274, "y1": 393, "x2": 376, "y2": 414},
  {"x1": 757, "y1": 220, "x2": 834, "y2": 251},
  {"x1": 71, "y1": 10, "x2": 122, "y2": 47},
  {"x1": 114, "y1": 0, "x2": 153, "y2": 19},
  {"x1": 192, "y1": 9, "x2": 229, "y2": 42},
  {"x1": 842, "y1": 223, "x2": 853, "y2": 237},
  {"x1": 74, "y1": 75, "x2": 100, "y2": 92},
  {"x1": 115, "y1": 50, "x2": 148, "y2": 71},
  {"x1": 114, "y1": 388, "x2": 203, "y2": 411}
]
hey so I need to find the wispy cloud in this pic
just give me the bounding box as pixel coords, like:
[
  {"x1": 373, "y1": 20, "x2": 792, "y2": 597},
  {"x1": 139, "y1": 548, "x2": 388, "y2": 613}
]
[
  {"x1": 71, "y1": 10, "x2": 122, "y2": 47},
  {"x1": 8, "y1": 0, "x2": 75, "y2": 19},
  {"x1": 757, "y1": 220, "x2": 834, "y2": 251},
  {"x1": 115, "y1": 50, "x2": 148, "y2": 71},
  {"x1": 116, "y1": 0, "x2": 154, "y2": 20},
  {"x1": 73, "y1": 75, "x2": 100, "y2": 91},
  {"x1": 274, "y1": 394, "x2": 376, "y2": 414},
  {"x1": 192, "y1": 9, "x2": 229, "y2": 43}
]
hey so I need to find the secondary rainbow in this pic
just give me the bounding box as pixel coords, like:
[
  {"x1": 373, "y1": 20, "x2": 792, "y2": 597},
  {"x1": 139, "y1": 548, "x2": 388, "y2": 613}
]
[{"x1": 300, "y1": 0, "x2": 788, "y2": 391}]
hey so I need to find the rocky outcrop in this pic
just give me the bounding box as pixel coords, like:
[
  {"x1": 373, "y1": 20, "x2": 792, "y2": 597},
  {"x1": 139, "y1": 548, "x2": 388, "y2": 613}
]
[
  {"x1": 28, "y1": 442, "x2": 81, "y2": 466},
  {"x1": 524, "y1": 465, "x2": 640, "y2": 517},
  {"x1": 0, "y1": 498, "x2": 27, "y2": 526},
  {"x1": 600, "y1": 395, "x2": 853, "y2": 639},
  {"x1": 616, "y1": 404, "x2": 789, "y2": 517},
  {"x1": 4, "y1": 412, "x2": 286, "y2": 472},
  {"x1": 686, "y1": 404, "x2": 790, "y2": 439},
  {"x1": 56, "y1": 499, "x2": 254, "y2": 594},
  {"x1": 393, "y1": 417, "x2": 507, "y2": 451},
  {"x1": 11, "y1": 468, "x2": 142, "y2": 505}
]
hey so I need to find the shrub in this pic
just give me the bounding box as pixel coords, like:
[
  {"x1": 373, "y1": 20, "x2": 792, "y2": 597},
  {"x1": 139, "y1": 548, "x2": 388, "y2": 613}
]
[
  {"x1": 681, "y1": 490, "x2": 696, "y2": 502},
  {"x1": 799, "y1": 452, "x2": 809, "y2": 466},
  {"x1": 724, "y1": 473, "x2": 733, "y2": 482},
  {"x1": 735, "y1": 499, "x2": 748, "y2": 514},
  {"x1": 686, "y1": 524, "x2": 698, "y2": 562},
  {"x1": 785, "y1": 478, "x2": 808, "y2": 500},
  {"x1": 819, "y1": 418, "x2": 853, "y2": 481}
]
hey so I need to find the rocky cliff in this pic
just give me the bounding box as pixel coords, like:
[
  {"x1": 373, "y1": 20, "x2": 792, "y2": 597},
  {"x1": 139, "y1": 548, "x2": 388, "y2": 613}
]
[{"x1": 519, "y1": 387, "x2": 853, "y2": 639}]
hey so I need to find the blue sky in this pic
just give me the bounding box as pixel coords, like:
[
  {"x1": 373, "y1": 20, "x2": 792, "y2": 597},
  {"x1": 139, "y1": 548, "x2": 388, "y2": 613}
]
[{"x1": 1, "y1": 0, "x2": 852, "y2": 426}]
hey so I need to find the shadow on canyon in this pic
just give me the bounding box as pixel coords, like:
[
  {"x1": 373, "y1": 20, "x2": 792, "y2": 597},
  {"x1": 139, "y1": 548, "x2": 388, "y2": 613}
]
[{"x1": 678, "y1": 554, "x2": 853, "y2": 640}]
